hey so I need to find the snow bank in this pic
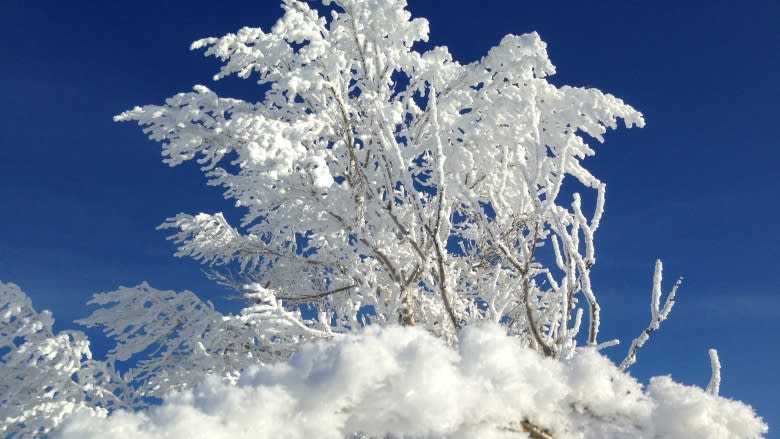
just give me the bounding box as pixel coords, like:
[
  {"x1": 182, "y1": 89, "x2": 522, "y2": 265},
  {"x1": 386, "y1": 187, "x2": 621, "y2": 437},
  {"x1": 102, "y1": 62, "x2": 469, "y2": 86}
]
[{"x1": 55, "y1": 324, "x2": 767, "y2": 439}]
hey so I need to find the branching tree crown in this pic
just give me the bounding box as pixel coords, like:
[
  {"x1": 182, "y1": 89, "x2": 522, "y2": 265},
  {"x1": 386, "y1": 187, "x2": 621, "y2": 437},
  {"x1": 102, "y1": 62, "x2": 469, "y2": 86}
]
[{"x1": 118, "y1": 0, "x2": 643, "y2": 358}]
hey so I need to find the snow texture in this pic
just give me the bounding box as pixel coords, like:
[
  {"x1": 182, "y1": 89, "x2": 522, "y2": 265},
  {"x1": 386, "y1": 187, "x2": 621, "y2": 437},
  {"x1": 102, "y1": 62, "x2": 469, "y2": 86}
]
[{"x1": 54, "y1": 324, "x2": 767, "y2": 439}]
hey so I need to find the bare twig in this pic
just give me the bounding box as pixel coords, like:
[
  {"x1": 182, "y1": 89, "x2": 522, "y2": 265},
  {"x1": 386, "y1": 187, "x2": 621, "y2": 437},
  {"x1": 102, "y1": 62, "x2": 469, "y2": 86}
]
[
  {"x1": 276, "y1": 283, "x2": 358, "y2": 302},
  {"x1": 503, "y1": 420, "x2": 555, "y2": 439},
  {"x1": 497, "y1": 222, "x2": 554, "y2": 357}
]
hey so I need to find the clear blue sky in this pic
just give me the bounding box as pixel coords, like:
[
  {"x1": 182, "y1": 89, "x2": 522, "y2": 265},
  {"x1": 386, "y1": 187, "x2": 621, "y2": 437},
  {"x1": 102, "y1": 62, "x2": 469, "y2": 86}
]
[{"x1": 1, "y1": 0, "x2": 777, "y2": 431}]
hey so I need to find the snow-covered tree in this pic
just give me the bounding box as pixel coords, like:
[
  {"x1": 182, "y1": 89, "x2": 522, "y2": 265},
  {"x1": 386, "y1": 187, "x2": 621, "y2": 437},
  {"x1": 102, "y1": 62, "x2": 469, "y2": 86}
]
[
  {"x1": 117, "y1": 0, "x2": 644, "y2": 357},
  {"x1": 0, "y1": 0, "x2": 767, "y2": 437}
]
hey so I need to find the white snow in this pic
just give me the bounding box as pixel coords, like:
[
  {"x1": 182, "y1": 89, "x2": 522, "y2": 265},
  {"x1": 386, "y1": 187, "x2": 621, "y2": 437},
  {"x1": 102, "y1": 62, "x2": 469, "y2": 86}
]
[{"x1": 54, "y1": 323, "x2": 767, "y2": 439}]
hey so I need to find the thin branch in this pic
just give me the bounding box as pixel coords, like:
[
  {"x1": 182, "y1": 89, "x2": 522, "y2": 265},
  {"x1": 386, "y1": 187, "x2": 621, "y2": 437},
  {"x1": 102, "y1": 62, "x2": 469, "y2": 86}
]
[
  {"x1": 706, "y1": 348, "x2": 721, "y2": 396},
  {"x1": 426, "y1": 87, "x2": 460, "y2": 331},
  {"x1": 503, "y1": 420, "x2": 555, "y2": 439},
  {"x1": 276, "y1": 283, "x2": 358, "y2": 302},
  {"x1": 522, "y1": 420, "x2": 556, "y2": 439},
  {"x1": 497, "y1": 222, "x2": 554, "y2": 357},
  {"x1": 619, "y1": 260, "x2": 682, "y2": 371},
  {"x1": 326, "y1": 210, "x2": 401, "y2": 283},
  {"x1": 426, "y1": 225, "x2": 461, "y2": 331}
]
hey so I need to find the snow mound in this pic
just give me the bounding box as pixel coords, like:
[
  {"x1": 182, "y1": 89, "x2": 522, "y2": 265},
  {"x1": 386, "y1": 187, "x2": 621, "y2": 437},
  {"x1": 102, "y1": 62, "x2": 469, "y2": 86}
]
[{"x1": 55, "y1": 324, "x2": 767, "y2": 439}]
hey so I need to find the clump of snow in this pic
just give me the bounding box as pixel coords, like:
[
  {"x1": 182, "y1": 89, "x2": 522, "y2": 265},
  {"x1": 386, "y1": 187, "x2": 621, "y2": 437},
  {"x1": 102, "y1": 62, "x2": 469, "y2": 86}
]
[{"x1": 54, "y1": 324, "x2": 767, "y2": 439}]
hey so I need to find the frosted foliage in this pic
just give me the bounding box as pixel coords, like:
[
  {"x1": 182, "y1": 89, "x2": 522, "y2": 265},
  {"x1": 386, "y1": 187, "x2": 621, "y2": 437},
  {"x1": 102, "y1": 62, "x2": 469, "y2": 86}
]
[
  {"x1": 117, "y1": 0, "x2": 644, "y2": 357},
  {"x1": 74, "y1": 282, "x2": 331, "y2": 405},
  {"x1": 55, "y1": 324, "x2": 767, "y2": 439},
  {"x1": 0, "y1": 282, "x2": 110, "y2": 438},
  {"x1": 1, "y1": 281, "x2": 334, "y2": 437}
]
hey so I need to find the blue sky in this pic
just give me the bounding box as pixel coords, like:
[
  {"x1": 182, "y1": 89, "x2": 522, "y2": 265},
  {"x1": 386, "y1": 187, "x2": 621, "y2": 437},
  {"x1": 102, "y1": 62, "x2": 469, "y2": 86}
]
[{"x1": 1, "y1": 0, "x2": 778, "y2": 431}]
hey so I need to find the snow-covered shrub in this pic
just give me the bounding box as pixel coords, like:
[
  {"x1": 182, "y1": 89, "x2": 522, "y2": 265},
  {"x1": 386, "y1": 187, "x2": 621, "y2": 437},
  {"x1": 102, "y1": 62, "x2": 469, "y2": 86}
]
[{"x1": 0, "y1": 0, "x2": 768, "y2": 437}]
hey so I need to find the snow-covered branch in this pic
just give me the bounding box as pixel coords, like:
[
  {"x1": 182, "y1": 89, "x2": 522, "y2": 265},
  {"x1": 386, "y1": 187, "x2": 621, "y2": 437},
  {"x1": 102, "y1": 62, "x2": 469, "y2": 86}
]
[
  {"x1": 707, "y1": 348, "x2": 721, "y2": 396},
  {"x1": 619, "y1": 260, "x2": 682, "y2": 371}
]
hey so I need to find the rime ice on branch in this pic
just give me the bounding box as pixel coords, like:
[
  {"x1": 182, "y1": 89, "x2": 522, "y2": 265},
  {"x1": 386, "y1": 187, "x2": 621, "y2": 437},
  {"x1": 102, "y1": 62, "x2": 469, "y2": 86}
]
[{"x1": 117, "y1": 0, "x2": 644, "y2": 358}]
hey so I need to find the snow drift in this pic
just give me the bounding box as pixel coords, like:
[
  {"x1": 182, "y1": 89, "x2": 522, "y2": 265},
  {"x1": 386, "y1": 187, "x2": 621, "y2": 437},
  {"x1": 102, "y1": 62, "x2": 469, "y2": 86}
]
[{"x1": 55, "y1": 324, "x2": 766, "y2": 439}]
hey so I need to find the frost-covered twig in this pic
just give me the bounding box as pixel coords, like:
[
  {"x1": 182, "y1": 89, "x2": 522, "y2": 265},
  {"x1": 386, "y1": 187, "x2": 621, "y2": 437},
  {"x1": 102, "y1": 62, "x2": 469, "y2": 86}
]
[
  {"x1": 707, "y1": 348, "x2": 721, "y2": 396},
  {"x1": 619, "y1": 260, "x2": 682, "y2": 370}
]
